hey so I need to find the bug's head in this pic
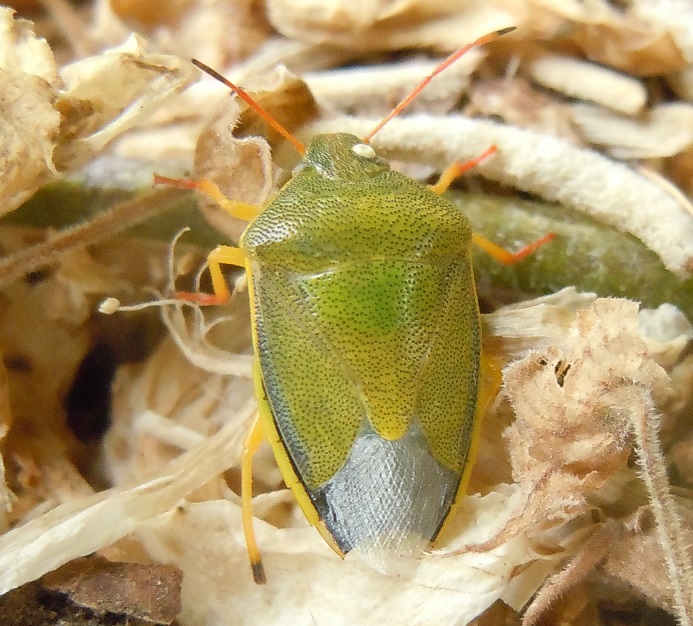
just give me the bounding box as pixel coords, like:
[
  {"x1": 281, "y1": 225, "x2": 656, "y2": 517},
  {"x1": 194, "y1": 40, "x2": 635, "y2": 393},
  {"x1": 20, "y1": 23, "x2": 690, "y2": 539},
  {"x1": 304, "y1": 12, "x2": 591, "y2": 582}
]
[{"x1": 302, "y1": 133, "x2": 390, "y2": 181}]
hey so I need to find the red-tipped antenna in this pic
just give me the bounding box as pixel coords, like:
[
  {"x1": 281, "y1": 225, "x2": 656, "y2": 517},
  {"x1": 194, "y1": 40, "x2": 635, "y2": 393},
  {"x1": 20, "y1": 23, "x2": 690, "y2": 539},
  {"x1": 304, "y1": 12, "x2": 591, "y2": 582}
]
[
  {"x1": 362, "y1": 26, "x2": 516, "y2": 144},
  {"x1": 192, "y1": 58, "x2": 306, "y2": 156}
]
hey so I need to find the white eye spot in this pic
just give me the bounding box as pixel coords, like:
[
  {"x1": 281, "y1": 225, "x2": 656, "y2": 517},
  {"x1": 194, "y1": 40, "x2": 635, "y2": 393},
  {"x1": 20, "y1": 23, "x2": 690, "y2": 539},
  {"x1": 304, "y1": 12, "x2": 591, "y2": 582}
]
[
  {"x1": 292, "y1": 162, "x2": 307, "y2": 176},
  {"x1": 352, "y1": 143, "x2": 376, "y2": 159}
]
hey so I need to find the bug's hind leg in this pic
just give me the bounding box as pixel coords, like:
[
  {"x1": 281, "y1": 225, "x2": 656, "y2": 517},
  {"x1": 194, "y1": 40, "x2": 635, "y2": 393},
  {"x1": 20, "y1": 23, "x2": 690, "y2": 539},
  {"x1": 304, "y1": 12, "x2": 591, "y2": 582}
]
[
  {"x1": 472, "y1": 232, "x2": 556, "y2": 265},
  {"x1": 242, "y1": 411, "x2": 268, "y2": 584}
]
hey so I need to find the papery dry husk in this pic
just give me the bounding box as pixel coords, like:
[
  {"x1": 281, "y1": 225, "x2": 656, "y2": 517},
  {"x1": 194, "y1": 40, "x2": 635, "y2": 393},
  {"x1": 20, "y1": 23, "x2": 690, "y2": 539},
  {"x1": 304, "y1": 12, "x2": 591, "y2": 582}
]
[
  {"x1": 0, "y1": 8, "x2": 195, "y2": 214},
  {"x1": 1, "y1": 3, "x2": 693, "y2": 626}
]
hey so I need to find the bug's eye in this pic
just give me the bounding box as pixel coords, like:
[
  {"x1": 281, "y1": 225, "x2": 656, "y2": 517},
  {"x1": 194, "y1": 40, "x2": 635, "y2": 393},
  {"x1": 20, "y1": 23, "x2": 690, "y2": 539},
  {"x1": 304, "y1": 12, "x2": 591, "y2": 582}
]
[{"x1": 351, "y1": 143, "x2": 376, "y2": 159}]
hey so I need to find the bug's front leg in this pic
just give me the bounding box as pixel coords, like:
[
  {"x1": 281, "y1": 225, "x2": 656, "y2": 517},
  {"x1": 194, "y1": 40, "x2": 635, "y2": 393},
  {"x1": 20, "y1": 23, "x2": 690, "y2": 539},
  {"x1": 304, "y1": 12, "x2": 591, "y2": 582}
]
[
  {"x1": 428, "y1": 145, "x2": 498, "y2": 195},
  {"x1": 154, "y1": 175, "x2": 262, "y2": 222},
  {"x1": 154, "y1": 175, "x2": 260, "y2": 304}
]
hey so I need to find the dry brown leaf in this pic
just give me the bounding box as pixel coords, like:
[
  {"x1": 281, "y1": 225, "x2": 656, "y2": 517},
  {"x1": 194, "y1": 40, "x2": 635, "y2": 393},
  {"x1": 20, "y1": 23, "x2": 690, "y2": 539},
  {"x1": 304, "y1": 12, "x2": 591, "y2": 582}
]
[
  {"x1": 467, "y1": 78, "x2": 581, "y2": 143},
  {"x1": 504, "y1": 300, "x2": 668, "y2": 494},
  {"x1": 532, "y1": 0, "x2": 688, "y2": 75},
  {"x1": 600, "y1": 506, "x2": 693, "y2": 614},
  {"x1": 671, "y1": 436, "x2": 693, "y2": 488},
  {"x1": 108, "y1": 0, "x2": 192, "y2": 28},
  {"x1": 0, "y1": 9, "x2": 61, "y2": 213},
  {"x1": 0, "y1": 9, "x2": 195, "y2": 216},
  {"x1": 0, "y1": 7, "x2": 59, "y2": 84},
  {"x1": 266, "y1": 0, "x2": 520, "y2": 51},
  {"x1": 570, "y1": 23, "x2": 686, "y2": 76},
  {"x1": 501, "y1": 299, "x2": 693, "y2": 624},
  {"x1": 0, "y1": 357, "x2": 13, "y2": 535},
  {"x1": 105, "y1": 0, "x2": 271, "y2": 69},
  {"x1": 55, "y1": 34, "x2": 196, "y2": 169},
  {"x1": 41, "y1": 555, "x2": 182, "y2": 624},
  {"x1": 192, "y1": 66, "x2": 318, "y2": 237},
  {"x1": 641, "y1": 0, "x2": 693, "y2": 103}
]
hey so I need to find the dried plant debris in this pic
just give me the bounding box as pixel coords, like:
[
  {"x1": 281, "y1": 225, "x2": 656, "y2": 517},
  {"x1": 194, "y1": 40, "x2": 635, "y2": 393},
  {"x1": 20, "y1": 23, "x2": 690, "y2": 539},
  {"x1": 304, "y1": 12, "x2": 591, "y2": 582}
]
[
  {"x1": 1, "y1": 2, "x2": 693, "y2": 626},
  {"x1": 0, "y1": 556, "x2": 182, "y2": 626},
  {"x1": 40, "y1": 556, "x2": 182, "y2": 624},
  {"x1": 523, "y1": 54, "x2": 647, "y2": 116},
  {"x1": 0, "y1": 7, "x2": 195, "y2": 214}
]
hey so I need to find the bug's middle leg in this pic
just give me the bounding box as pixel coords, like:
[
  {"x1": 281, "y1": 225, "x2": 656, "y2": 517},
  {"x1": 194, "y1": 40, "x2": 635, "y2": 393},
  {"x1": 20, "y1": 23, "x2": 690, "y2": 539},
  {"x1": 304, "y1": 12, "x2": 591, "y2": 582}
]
[
  {"x1": 179, "y1": 244, "x2": 247, "y2": 305},
  {"x1": 428, "y1": 149, "x2": 556, "y2": 265}
]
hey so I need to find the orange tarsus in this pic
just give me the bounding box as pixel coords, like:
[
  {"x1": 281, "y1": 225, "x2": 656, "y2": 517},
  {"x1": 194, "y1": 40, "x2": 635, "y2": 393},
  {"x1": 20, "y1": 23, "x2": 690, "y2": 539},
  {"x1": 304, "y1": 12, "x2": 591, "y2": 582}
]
[
  {"x1": 173, "y1": 290, "x2": 227, "y2": 306},
  {"x1": 191, "y1": 58, "x2": 306, "y2": 156},
  {"x1": 472, "y1": 231, "x2": 557, "y2": 265},
  {"x1": 362, "y1": 26, "x2": 516, "y2": 144},
  {"x1": 153, "y1": 174, "x2": 199, "y2": 190}
]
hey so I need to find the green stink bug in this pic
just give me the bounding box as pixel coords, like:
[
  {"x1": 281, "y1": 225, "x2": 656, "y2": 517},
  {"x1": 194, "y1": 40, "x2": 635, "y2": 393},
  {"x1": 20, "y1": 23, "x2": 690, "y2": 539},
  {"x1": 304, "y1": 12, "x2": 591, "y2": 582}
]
[{"x1": 156, "y1": 26, "x2": 554, "y2": 584}]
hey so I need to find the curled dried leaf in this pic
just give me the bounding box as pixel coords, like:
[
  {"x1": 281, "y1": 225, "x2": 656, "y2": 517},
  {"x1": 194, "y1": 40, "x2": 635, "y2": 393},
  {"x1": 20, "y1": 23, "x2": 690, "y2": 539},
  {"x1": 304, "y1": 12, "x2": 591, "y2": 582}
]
[
  {"x1": 525, "y1": 54, "x2": 647, "y2": 115},
  {"x1": 0, "y1": 8, "x2": 61, "y2": 213},
  {"x1": 570, "y1": 102, "x2": 693, "y2": 159},
  {"x1": 193, "y1": 67, "x2": 317, "y2": 237},
  {"x1": 504, "y1": 300, "x2": 668, "y2": 486},
  {"x1": 55, "y1": 34, "x2": 196, "y2": 169},
  {"x1": 266, "y1": 0, "x2": 519, "y2": 51}
]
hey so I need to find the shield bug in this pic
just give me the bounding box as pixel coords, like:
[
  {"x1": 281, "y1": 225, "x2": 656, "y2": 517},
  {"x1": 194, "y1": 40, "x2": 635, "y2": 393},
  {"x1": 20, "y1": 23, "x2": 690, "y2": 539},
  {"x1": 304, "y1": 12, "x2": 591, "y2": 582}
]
[{"x1": 156, "y1": 26, "x2": 554, "y2": 584}]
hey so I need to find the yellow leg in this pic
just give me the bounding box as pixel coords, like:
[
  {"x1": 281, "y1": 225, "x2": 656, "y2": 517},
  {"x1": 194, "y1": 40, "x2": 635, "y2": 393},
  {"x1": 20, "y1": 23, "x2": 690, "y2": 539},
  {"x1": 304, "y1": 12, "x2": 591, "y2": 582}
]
[
  {"x1": 428, "y1": 146, "x2": 498, "y2": 195},
  {"x1": 154, "y1": 175, "x2": 262, "y2": 222},
  {"x1": 427, "y1": 149, "x2": 556, "y2": 264},
  {"x1": 472, "y1": 232, "x2": 556, "y2": 265},
  {"x1": 176, "y1": 245, "x2": 247, "y2": 305},
  {"x1": 154, "y1": 175, "x2": 256, "y2": 304},
  {"x1": 242, "y1": 412, "x2": 267, "y2": 584},
  {"x1": 477, "y1": 353, "x2": 502, "y2": 417}
]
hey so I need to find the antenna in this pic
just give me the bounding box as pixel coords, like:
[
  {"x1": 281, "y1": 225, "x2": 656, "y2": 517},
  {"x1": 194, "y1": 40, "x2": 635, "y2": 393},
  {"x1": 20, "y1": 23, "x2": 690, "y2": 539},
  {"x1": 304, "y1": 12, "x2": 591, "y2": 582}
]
[
  {"x1": 362, "y1": 27, "x2": 516, "y2": 144},
  {"x1": 192, "y1": 58, "x2": 306, "y2": 156}
]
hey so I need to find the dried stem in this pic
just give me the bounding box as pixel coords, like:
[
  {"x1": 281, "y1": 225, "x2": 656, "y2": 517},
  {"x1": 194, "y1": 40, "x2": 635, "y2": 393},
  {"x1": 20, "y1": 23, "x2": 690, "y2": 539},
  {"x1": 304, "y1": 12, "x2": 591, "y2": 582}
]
[
  {"x1": 0, "y1": 187, "x2": 190, "y2": 288},
  {"x1": 612, "y1": 385, "x2": 693, "y2": 626},
  {"x1": 521, "y1": 521, "x2": 619, "y2": 626}
]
